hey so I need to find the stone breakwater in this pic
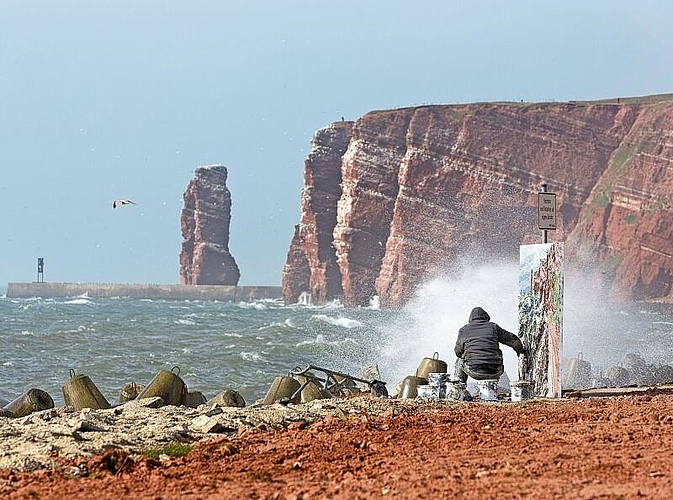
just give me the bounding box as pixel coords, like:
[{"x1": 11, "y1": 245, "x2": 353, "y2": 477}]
[
  {"x1": 0, "y1": 396, "x2": 428, "y2": 472},
  {"x1": 5, "y1": 283, "x2": 282, "y2": 301}
]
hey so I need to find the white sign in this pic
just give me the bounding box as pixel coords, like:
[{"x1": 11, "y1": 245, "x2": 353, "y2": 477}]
[{"x1": 538, "y1": 193, "x2": 556, "y2": 230}]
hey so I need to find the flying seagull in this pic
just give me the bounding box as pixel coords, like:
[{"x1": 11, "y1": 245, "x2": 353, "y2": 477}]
[{"x1": 112, "y1": 199, "x2": 136, "y2": 209}]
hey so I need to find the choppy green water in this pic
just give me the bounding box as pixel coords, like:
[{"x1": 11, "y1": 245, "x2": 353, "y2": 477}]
[
  {"x1": 0, "y1": 296, "x2": 399, "y2": 405},
  {"x1": 2, "y1": 271, "x2": 672, "y2": 406}
]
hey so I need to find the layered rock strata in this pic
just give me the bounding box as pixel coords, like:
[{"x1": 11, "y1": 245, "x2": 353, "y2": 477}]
[
  {"x1": 282, "y1": 122, "x2": 353, "y2": 304},
  {"x1": 180, "y1": 165, "x2": 240, "y2": 285},
  {"x1": 283, "y1": 95, "x2": 673, "y2": 307}
]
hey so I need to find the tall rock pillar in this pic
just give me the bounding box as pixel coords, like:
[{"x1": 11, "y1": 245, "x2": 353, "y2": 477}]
[{"x1": 179, "y1": 165, "x2": 241, "y2": 285}]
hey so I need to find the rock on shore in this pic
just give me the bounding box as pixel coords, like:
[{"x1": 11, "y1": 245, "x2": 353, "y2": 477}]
[{"x1": 0, "y1": 395, "x2": 411, "y2": 472}]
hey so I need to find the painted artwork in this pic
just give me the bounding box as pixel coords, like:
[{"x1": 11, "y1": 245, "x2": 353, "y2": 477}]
[{"x1": 518, "y1": 243, "x2": 564, "y2": 398}]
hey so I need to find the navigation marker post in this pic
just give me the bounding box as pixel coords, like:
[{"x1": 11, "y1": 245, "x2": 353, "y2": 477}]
[
  {"x1": 37, "y1": 258, "x2": 44, "y2": 283},
  {"x1": 538, "y1": 183, "x2": 556, "y2": 243}
]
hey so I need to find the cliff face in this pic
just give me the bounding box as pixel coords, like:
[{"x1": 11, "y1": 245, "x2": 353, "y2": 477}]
[
  {"x1": 283, "y1": 96, "x2": 673, "y2": 307},
  {"x1": 282, "y1": 122, "x2": 352, "y2": 304},
  {"x1": 180, "y1": 165, "x2": 240, "y2": 286}
]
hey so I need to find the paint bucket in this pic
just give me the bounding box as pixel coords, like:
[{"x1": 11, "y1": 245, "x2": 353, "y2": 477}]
[
  {"x1": 416, "y1": 352, "x2": 448, "y2": 380},
  {"x1": 510, "y1": 380, "x2": 532, "y2": 402},
  {"x1": 417, "y1": 384, "x2": 443, "y2": 399},
  {"x1": 399, "y1": 376, "x2": 428, "y2": 399},
  {"x1": 445, "y1": 381, "x2": 467, "y2": 401},
  {"x1": 136, "y1": 367, "x2": 187, "y2": 406},
  {"x1": 4, "y1": 388, "x2": 55, "y2": 418},
  {"x1": 62, "y1": 370, "x2": 110, "y2": 410},
  {"x1": 262, "y1": 376, "x2": 301, "y2": 405},
  {"x1": 427, "y1": 372, "x2": 452, "y2": 386},
  {"x1": 475, "y1": 379, "x2": 499, "y2": 402}
]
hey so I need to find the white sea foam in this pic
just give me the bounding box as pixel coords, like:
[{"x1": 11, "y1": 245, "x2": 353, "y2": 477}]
[
  {"x1": 259, "y1": 322, "x2": 281, "y2": 330},
  {"x1": 63, "y1": 298, "x2": 93, "y2": 305},
  {"x1": 237, "y1": 301, "x2": 268, "y2": 310},
  {"x1": 288, "y1": 299, "x2": 344, "y2": 310},
  {"x1": 374, "y1": 263, "x2": 520, "y2": 386},
  {"x1": 312, "y1": 314, "x2": 363, "y2": 329},
  {"x1": 296, "y1": 334, "x2": 358, "y2": 347},
  {"x1": 174, "y1": 318, "x2": 197, "y2": 326},
  {"x1": 240, "y1": 351, "x2": 264, "y2": 362},
  {"x1": 296, "y1": 333, "x2": 327, "y2": 346}
]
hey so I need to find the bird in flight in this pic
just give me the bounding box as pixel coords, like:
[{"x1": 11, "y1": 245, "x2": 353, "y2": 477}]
[{"x1": 112, "y1": 199, "x2": 136, "y2": 209}]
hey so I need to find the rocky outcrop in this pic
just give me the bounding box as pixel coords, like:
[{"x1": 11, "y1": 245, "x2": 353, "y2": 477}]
[
  {"x1": 282, "y1": 122, "x2": 353, "y2": 304},
  {"x1": 180, "y1": 165, "x2": 240, "y2": 286},
  {"x1": 283, "y1": 95, "x2": 673, "y2": 307}
]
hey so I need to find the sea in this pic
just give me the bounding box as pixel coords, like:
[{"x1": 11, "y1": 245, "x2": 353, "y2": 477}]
[{"x1": 2, "y1": 264, "x2": 673, "y2": 406}]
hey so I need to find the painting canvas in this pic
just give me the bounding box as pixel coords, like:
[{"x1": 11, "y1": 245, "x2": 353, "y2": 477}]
[{"x1": 518, "y1": 243, "x2": 564, "y2": 398}]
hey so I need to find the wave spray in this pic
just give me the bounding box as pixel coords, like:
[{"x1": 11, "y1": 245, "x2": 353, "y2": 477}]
[{"x1": 374, "y1": 263, "x2": 520, "y2": 386}]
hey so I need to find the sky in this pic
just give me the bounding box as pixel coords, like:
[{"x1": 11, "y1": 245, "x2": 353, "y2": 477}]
[{"x1": 1, "y1": 1, "x2": 672, "y2": 289}]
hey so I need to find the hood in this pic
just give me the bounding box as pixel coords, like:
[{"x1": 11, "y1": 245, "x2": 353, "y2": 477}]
[{"x1": 468, "y1": 307, "x2": 490, "y2": 322}]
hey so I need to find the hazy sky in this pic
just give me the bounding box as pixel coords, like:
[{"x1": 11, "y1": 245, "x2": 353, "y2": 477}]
[{"x1": 1, "y1": 1, "x2": 672, "y2": 288}]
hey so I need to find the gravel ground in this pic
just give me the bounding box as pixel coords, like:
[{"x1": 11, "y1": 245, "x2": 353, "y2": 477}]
[{"x1": 2, "y1": 392, "x2": 673, "y2": 499}]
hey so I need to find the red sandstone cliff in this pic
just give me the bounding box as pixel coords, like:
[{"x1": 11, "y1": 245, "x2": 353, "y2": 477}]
[
  {"x1": 282, "y1": 122, "x2": 352, "y2": 304},
  {"x1": 283, "y1": 95, "x2": 673, "y2": 307},
  {"x1": 180, "y1": 165, "x2": 240, "y2": 286}
]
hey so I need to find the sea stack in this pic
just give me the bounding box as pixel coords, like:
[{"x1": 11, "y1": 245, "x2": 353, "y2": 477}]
[{"x1": 180, "y1": 165, "x2": 240, "y2": 285}]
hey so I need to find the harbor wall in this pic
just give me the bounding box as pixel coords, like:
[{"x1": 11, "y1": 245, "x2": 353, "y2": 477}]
[{"x1": 6, "y1": 282, "x2": 283, "y2": 301}]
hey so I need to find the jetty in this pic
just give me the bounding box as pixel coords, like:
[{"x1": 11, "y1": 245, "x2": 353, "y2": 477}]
[{"x1": 6, "y1": 282, "x2": 283, "y2": 301}]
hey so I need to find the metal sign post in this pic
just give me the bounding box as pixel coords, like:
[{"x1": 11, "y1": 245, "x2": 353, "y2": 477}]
[
  {"x1": 538, "y1": 183, "x2": 556, "y2": 243},
  {"x1": 37, "y1": 258, "x2": 44, "y2": 283}
]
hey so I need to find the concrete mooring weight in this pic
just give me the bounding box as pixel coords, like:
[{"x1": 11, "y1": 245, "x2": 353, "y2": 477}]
[
  {"x1": 136, "y1": 367, "x2": 187, "y2": 406},
  {"x1": 4, "y1": 388, "x2": 54, "y2": 418},
  {"x1": 62, "y1": 370, "x2": 111, "y2": 410}
]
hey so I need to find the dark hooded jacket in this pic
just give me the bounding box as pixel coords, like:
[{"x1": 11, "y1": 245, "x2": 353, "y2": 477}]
[{"x1": 454, "y1": 307, "x2": 524, "y2": 368}]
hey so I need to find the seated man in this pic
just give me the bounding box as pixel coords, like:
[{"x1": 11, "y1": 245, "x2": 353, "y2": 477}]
[{"x1": 454, "y1": 306, "x2": 526, "y2": 382}]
